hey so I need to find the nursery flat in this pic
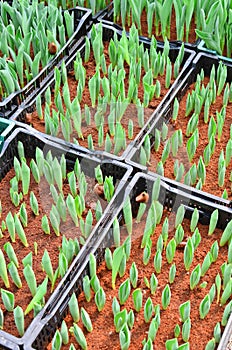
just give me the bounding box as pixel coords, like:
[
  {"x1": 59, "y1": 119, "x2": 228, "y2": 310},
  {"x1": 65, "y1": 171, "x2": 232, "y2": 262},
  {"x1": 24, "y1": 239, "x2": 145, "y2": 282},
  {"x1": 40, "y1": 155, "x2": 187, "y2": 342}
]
[
  {"x1": 0, "y1": 146, "x2": 114, "y2": 336},
  {"x1": 23, "y1": 24, "x2": 191, "y2": 157},
  {"x1": 47, "y1": 183, "x2": 232, "y2": 350}
]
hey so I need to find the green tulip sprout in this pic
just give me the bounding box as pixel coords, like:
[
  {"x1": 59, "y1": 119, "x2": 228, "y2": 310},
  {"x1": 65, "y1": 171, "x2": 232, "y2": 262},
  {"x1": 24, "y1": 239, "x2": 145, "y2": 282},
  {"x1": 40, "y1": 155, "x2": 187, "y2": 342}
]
[
  {"x1": 81, "y1": 307, "x2": 93, "y2": 332},
  {"x1": 131, "y1": 289, "x2": 142, "y2": 314},
  {"x1": 130, "y1": 262, "x2": 138, "y2": 289},
  {"x1": 8, "y1": 262, "x2": 22, "y2": 289},
  {"x1": 68, "y1": 292, "x2": 80, "y2": 323},
  {"x1": 183, "y1": 238, "x2": 194, "y2": 271},
  {"x1": 161, "y1": 284, "x2": 171, "y2": 310},
  {"x1": 143, "y1": 297, "x2": 153, "y2": 323},
  {"x1": 71, "y1": 323, "x2": 87, "y2": 350},
  {"x1": 0, "y1": 1, "x2": 76, "y2": 99},
  {"x1": 95, "y1": 287, "x2": 106, "y2": 312},
  {"x1": 118, "y1": 278, "x2": 131, "y2": 305},
  {"x1": 24, "y1": 277, "x2": 48, "y2": 315},
  {"x1": 0, "y1": 249, "x2": 10, "y2": 288},
  {"x1": 199, "y1": 294, "x2": 211, "y2": 319},
  {"x1": 190, "y1": 264, "x2": 201, "y2": 290},
  {"x1": 23, "y1": 264, "x2": 37, "y2": 297},
  {"x1": 1, "y1": 289, "x2": 14, "y2": 311},
  {"x1": 14, "y1": 306, "x2": 24, "y2": 336},
  {"x1": 166, "y1": 238, "x2": 177, "y2": 264}
]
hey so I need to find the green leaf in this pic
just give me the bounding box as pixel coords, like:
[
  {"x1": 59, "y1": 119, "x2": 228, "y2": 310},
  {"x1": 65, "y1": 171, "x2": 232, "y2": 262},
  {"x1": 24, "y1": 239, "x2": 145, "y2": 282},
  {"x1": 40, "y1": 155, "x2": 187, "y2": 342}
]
[
  {"x1": 1, "y1": 289, "x2": 14, "y2": 311},
  {"x1": 179, "y1": 300, "x2": 191, "y2": 323},
  {"x1": 182, "y1": 317, "x2": 191, "y2": 342},
  {"x1": 21, "y1": 161, "x2": 30, "y2": 195},
  {"x1": 30, "y1": 191, "x2": 39, "y2": 216},
  {"x1": 72, "y1": 323, "x2": 87, "y2": 350},
  {"x1": 190, "y1": 264, "x2": 201, "y2": 290},
  {"x1": 68, "y1": 293, "x2": 80, "y2": 323},
  {"x1": 94, "y1": 165, "x2": 103, "y2": 185},
  {"x1": 6, "y1": 211, "x2": 15, "y2": 242},
  {"x1": 118, "y1": 278, "x2": 131, "y2": 305},
  {"x1": 119, "y1": 323, "x2": 131, "y2": 350},
  {"x1": 129, "y1": 262, "x2": 138, "y2": 289},
  {"x1": 23, "y1": 264, "x2": 37, "y2": 297},
  {"x1": 114, "y1": 308, "x2": 127, "y2": 333},
  {"x1": 81, "y1": 307, "x2": 93, "y2": 332},
  {"x1": 0, "y1": 69, "x2": 16, "y2": 95},
  {"x1": 95, "y1": 287, "x2": 106, "y2": 312},
  {"x1": 123, "y1": 196, "x2": 132, "y2": 235},
  {"x1": 175, "y1": 205, "x2": 185, "y2": 228},
  {"x1": 161, "y1": 284, "x2": 171, "y2": 310},
  {"x1": 183, "y1": 238, "x2": 194, "y2": 271},
  {"x1": 41, "y1": 250, "x2": 54, "y2": 283},
  {"x1": 51, "y1": 329, "x2": 62, "y2": 350},
  {"x1": 14, "y1": 306, "x2": 24, "y2": 336},
  {"x1": 0, "y1": 249, "x2": 10, "y2": 288},
  {"x1": 49, "y1": 205, "x2": 60, "y2": 236},
  {"x1": 199, "y1": 294, "x2": 211, "y2": 319},
  {"x1": 190, "y1": 208, "x2": 199, "y2": 233},
  {"x1": 144, "y1": 297, "x2": 153, "y2": 323},
  {"x1": 19, "y1": 203, "x2": 28, "y2": 228},
  {"x1": 220, "y1": 220, "x2": 232, "y2": 246},
  {"x1": 166, "y1": 238, "x2": 176, "y2": 264},
  {"x1": 4, "y1": 242, "x2": 19, "y2": 268},
  {"x1": 8, "y1": 262, "x2": 22, "y2": 288},
  {"x1": 112, "y1": 245, "x2": 124, "y2": 289},
  {"x1": 41, "y1": 215, "x2": 50, "y2": 235},
  {"x1": 220, "y1": 279, "x2": 232, "y2": 305},
  {"x1": 14, "y1": 214, "x2": 28, "y2": 247},
  {"x1": 25, "y1": 277, "x2": 48, "y2": 315}
]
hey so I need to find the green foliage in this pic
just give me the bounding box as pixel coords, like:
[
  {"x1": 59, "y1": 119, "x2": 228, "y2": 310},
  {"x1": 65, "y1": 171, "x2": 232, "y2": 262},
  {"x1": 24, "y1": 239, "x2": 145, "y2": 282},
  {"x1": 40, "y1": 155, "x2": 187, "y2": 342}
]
[
  {"x1": 132, "y1": 288, "x2": 143, "y2": 312},
  {"x1": 25, "y1": 277, "x2": 48, "y2": 315},
  {"x1": 118, "y1": 278, "x2": 131, "y2": 305},
  {"x1": 1, "y1": 289, "x2": 14, "y2": 311},
  {"x1": 199, "y1": 294, "x2": 211, "y2": 319},
  {"x1": 161, "y1": 284, "x2": 171, "y2": 310},
  {"x1": 144, "y1": 297, "x2": 153, "y2": 323},
  {"x1": 68, "y1": 293, "x2": 80, "y2": 323},
  {"x1": 71, "y1": 323, "x2": 87, "y2": 350}
]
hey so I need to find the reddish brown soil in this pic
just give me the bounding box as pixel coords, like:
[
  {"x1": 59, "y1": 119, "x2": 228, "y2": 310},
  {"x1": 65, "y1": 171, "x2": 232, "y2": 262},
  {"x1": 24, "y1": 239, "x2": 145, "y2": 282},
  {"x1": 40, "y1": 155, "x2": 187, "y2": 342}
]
[
  {"x1": 149, "y1": 77, "x2": 232, "y2": 200},
  {"x1": 0, "y1": 161, "x2": 107, "y2": 337},
  {"x1": 116, "y1": 8, "x2": 197, "y2": 43},
  {"x1": 27, "y1": 42, "x2": 175, "y2": 155},
  {"x1": 47, "y1": 208, "x2": 229, "y2": 350}
]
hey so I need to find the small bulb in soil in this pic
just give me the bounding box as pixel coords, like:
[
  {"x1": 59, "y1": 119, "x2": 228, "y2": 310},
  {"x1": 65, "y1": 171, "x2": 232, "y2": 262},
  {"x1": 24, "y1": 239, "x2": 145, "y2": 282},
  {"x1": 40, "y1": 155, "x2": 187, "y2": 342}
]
[
  {"x1": 48, "y1": 42, "x2": 57, "y2": 55},
  {"x1": 199, "y1": 281, "x2": 207, "y2": 288},
  {"x1": 25, "y1": 113, "x2": 33, "y2": 125},
  {"x1": 94, "y1": 183, "x2": 104, "y2": 198},
  {"x1": 178, "y1": 241, "x2": 187, "y2": 248},
  {"x1": 136, "y1": 192, "x2": 149, "y2": 203}
]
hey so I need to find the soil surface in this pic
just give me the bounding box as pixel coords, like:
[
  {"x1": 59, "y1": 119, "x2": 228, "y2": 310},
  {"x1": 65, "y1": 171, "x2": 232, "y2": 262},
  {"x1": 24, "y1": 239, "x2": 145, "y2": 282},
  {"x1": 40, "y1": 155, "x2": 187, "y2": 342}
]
[
  {"x1": 0, "y1": 159, "x2": 108, "y2": 337},
  {"x1": 47, "y1": 206, "x2": 230, "y2": 350},
  {"x1": 148, "y1": 77, "x2": 232, "y2": 200}
]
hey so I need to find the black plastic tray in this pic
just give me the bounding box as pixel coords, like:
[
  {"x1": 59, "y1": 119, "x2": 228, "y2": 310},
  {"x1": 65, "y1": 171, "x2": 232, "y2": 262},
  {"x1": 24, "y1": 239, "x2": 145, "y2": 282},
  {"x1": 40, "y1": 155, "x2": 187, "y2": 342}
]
[
  {"x1": 197, "y1": 40, "x2": 232, "y2": 63},
  {"x1": 0, "y1": 118, "x2": 15, "y2": 152},
  {"x1": 91, "y1": 0, "x2": 112, "y2": 21},
  {"x1": 22, "y1": 172, "x2": 232, "y2": 349},
  {"x1": 217, "y1": 313, "x2": 232, "y2": 350},
  {"x1": 127, "y1": 52, "x2": 232, "y2": 207},
  {"x1": 98, "y1": 2, "x2": 201, "y2": 51},
  {"x1": 0, "y1": 127, "x2": 132, "y2": 349},
  {"x1": 10, "y1": 22, "x2": 195, "y2": 162},
  {"x1": 0, "y1": 6, "x2": 92, "y2": 119}
]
